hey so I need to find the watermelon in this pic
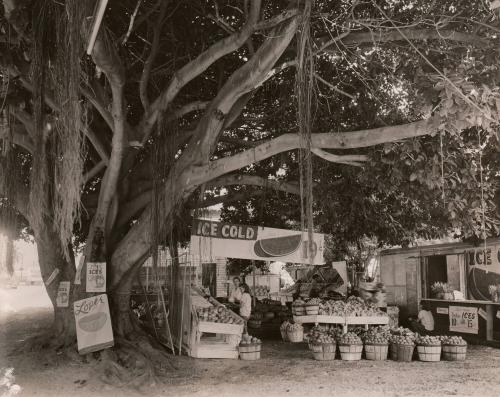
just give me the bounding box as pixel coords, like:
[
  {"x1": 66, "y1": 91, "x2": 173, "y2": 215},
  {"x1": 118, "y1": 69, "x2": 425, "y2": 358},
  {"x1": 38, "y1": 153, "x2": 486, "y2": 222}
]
[
  {"x1": 253, "y1": 234, "x2": 302, "y2": 257},
  {"x1": 468, "y1": 267, "x2": 500, "y2": 300}
]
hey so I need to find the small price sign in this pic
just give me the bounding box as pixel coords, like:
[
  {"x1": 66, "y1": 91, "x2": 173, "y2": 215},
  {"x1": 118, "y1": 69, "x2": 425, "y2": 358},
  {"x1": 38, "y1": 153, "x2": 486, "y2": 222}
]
[{"x1": 449, "y1": 306, "x2": 478, "y2": 334}]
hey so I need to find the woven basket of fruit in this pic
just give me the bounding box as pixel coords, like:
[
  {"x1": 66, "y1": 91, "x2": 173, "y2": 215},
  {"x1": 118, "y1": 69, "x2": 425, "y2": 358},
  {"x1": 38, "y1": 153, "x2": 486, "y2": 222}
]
[
  {"x1": 339, "y1": 333, "x2": 363, "y2": 361},
  {"x1": 416, "y1": 336, "x2": 441, "y2": 362},
  {"x1": 441, "y1": 336, "x2": 467, "y2": 361},
  {"x1": 287, "y1": 323, "x2": 304, "y2": 342},
  {"x1": 280, "y1": 321, "x2": 291, "y2": 341}
]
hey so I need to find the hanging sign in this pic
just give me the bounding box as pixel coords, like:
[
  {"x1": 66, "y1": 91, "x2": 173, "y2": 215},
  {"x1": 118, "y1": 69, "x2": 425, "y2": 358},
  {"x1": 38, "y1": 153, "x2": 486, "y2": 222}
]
[
  {"x1": 436, "y1": 307, "x2": 449, "y2": 314},
  {"x1": 74, "y1": 294, "x2": 114, "y2": 354},
  {"x1": 56, "y1": 281, "x2": 71, "y2": 307},
  {"x1": 86, "y1": 262, "x2": 106, "y2": 293},
  {"x1": 190, "y1": 219, "x2": 325, "y2": 265},
  {"x1": 449, "y1": 306, "x2": 478, "y2": 334},
  {"x1": 74, "y1": 255, "x2": 85, "y2": 285}
]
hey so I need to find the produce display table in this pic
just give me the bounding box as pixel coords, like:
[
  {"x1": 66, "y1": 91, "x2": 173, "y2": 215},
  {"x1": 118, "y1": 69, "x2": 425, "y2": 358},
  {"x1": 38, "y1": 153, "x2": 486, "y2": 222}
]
[
  {"x1": 421, "y1": 298, "x2": 500, "y2": 342},
  {"x1": 293, "y1": 314, "x2": 389, "y2": 333}
]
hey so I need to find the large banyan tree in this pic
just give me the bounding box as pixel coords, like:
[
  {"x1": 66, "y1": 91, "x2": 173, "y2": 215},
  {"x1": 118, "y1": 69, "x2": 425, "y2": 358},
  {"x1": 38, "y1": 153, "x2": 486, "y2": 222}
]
[{"x1": 2, "y1": 0, "x2": 500, "y2": 357}]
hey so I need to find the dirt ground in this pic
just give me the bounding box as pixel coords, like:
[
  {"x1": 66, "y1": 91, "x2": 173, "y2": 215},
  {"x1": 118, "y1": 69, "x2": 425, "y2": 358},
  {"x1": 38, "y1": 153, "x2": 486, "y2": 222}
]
[{"x1": 1, "y1": 286, "x2": 500, "y2": 397}]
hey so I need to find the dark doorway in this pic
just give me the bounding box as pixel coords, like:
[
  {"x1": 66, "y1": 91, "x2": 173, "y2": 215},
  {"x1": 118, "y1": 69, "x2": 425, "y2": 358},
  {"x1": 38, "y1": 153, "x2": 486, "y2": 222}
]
[
  {"x1": 424, "y1": 255, "x2": 448, "y2": 297},
  {"x1": 202, "y1": 263, "x2": 217, "y2": 297}
]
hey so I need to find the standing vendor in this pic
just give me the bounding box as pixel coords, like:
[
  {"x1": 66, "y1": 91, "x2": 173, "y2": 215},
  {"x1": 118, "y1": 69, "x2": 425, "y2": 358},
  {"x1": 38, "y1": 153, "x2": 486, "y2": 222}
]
[
  {"x1": 228, "y1": 277, "x2": 243, "y2": 303},
  {"x1": 239, "y1": 283, "x2": 252, "y2": 333}
]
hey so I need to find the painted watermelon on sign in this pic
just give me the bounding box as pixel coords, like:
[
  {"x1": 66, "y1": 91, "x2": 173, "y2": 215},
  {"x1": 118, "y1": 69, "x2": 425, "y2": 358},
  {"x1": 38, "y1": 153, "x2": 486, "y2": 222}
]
[{"x1": 254, "y1": 235, "x2": 302, "y2": 257}]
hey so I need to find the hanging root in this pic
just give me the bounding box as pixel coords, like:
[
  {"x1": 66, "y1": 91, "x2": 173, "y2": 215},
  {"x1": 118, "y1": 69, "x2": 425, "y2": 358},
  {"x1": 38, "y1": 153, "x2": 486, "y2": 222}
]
[{"x1": 90, "y1": 336, "x2": 176, "y2": 390}]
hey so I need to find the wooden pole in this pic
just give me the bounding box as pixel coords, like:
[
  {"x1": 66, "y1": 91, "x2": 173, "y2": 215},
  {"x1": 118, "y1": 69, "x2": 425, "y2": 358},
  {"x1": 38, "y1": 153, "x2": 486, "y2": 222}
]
[
  {"x1": 86, "y1": 0, "x2": 109, "y2": 55},
  {"x1": 252, "y1": 261, "x2": 256, "y2": 308}
]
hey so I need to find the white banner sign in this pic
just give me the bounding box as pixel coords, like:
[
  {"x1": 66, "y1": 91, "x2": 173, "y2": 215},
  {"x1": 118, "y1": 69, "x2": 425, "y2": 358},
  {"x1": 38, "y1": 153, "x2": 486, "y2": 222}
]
[
  {"x1": 449, "y1": 306, "x2": 478, "y2": 334},
  {"x1": 56, "y1": 281, "x2": 70, "y2": 307},
  {"x1": 86, "y1": 262, "x2": 106, "y2": 293},
  {"x1": 190, "y1": 219, "x2": 325, "y2": 265},
  {"x1": 74, "y1": 294, "x2": 114, "y2": 354}
]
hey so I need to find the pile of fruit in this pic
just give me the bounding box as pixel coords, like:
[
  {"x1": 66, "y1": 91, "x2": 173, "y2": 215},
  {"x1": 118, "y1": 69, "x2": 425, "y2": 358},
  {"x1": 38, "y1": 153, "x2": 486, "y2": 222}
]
[
  {"x1": 328, "y1": 327, "x2": 344, "y2": 342},
  {"x1": 309, "y1": 332, "x2": 335, "y2": 345},
  {"x1": 316, "y1": 297, "x2": 386, "y2": 317},
  {"x1": 416, "y1": 335, "x2": 441, "y2": 346},
  {"x1": 390, "y1": 334, "x2": 415, "y2": 345},
  {"x1": 339, "y1": 332, "x2": 363, "y2": 345},
  {"x1": 364, "y1": 326, "x2": 391, "y2": 344},
  {"x1": 441, "y1": 336, "x2": 467, "y2": 346},
  {"x1": 240, "y1": 333, "x2": 261, "y2": 346},
  {"x1": 196, "y1": 306, "x2": 244, "y2": 325},
  {"x1": 287, "y1": 322, "x2": 303, "y2": 333},
  {"x1": 252, "y1": 285, "x2": 270, "y2": 296},
  {"x1": 306, "y1": 298, "x2": 322, "y2": 306}
]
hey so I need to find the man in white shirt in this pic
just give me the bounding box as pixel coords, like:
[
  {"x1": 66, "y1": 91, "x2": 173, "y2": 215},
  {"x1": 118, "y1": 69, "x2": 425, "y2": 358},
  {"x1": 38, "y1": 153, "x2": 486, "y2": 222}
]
[
  {"x1": 409, "y1": 303, "x2": 435, "y2": 334},
  {"x1": 228, "y1": 277, "x2": 242, "y2": 303}
]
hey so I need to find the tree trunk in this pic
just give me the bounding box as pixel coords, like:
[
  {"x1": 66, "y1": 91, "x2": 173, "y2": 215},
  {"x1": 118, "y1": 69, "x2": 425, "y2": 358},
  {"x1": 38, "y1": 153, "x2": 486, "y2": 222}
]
[{"x1": 35, "y1": 222, "x2": 77, "y2": 347}]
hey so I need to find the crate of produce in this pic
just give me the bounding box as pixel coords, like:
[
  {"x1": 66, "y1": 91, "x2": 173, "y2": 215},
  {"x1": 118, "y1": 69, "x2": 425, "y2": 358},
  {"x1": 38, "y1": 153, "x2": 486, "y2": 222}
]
[
  {"x1": 305, "y1": 304, "x2": 319, "y2": 315},
  {"x1": 312, "y1": 343, "x2": 336, "y2": 361},
  {"x1": 287, "y1": 323, "x2": 304, "y2": 343},
  {"x1": 239, "y1": 334, "x2": 261, "y2": 360},
  {"x1": 441, "y1": 336, "x2": 467, "y2": 361},
  {"x1": 339, "y1": 332, "x2": 363, "y2": 361},
  {"x1": 364, "y1": 343, "x2": 389, "y2": 361},
  {"x1": 292, "y1": 299, "x2": 306, "y2": 316}
]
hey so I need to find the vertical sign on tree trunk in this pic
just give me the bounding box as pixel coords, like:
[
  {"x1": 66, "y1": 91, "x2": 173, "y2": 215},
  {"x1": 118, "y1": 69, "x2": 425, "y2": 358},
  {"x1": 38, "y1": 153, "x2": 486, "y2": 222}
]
[
  {"x1": 56, "y1": 281, "x2": 70, "y2": 307},
  {"x1": 86, "y1": 262, "x2": 106, "y2": 293},
  {"x1": 74, "y1": 294, "x2": 114, "y2": 354}
]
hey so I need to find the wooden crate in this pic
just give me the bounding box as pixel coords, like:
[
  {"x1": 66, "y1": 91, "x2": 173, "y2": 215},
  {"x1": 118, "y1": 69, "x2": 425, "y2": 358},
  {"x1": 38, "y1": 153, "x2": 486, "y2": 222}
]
[
  {"x1": 293, "y1": 315, "x2": 344, "y2": 324},
  {"x1": 198, "y1": 321, "x2": 243, "y2": 335}
]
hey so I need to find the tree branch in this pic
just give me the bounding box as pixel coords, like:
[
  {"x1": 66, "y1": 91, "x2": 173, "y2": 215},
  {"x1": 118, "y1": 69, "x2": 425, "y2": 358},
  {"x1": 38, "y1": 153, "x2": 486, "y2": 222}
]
[
  {"x1": 185, "y1": 116, "x2": 440, "y2": 186},
  {"x1": 320, "y1": 28, "x2": 490, "y2": 51},
  {"x1": 207, "y1": 174, "x2": 300, "y2": 195},
  {"x1": 139, "y1": 0, "x2": 168, "y2": 110},
  {"x1": 135, "y1": 0, "x2": 262, "y2": 143},
  {"x1": 311, "y1": 148, "x2": 368, "y2": 167}
]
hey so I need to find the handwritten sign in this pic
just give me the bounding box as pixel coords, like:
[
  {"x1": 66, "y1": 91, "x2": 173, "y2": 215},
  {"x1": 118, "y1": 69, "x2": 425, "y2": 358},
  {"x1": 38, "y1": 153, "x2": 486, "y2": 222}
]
[
  {"x1": 86, "y1": 262, "x2": 106, "y2": 293},
  {"x1": 74, "y1": 294, "x2": 114, "y2": 354},
  {"x1": 56, "y1": 281, "x2": 70, "y2": 307},
  {"x1": 449, "y1": 306, "x2": 478, "y2": 334},
  {"x1": 436, "y1": 307, "x2": 449, "y2": 314}
]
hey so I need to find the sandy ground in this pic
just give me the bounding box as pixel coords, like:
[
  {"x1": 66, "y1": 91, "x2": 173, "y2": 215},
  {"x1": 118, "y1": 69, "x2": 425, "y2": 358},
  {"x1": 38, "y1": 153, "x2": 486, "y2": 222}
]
[{"x1": 1, "y1": 286, "x2": 500, "y2": 397}]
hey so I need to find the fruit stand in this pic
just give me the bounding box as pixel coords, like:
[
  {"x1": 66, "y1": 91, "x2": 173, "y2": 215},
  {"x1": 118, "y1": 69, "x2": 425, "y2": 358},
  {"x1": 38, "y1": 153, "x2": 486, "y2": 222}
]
[{"x1": 188, "y1": 289, "x2": 245, "y2": 359}]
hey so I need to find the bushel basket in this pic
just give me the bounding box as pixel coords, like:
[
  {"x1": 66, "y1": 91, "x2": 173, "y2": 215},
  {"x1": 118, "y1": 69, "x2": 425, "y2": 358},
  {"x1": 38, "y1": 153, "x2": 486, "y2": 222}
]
[
  {"x1": 365, "y1": 343, "x2": 388, "y2": 361},
  {"x1": 312, "y1": 343, "x2": 336, "y2": 361},
  {"x1": 239, "y1": 343, "x2": 261, "y2": 360},
  {"x1": 339, "y1": 344, "x2": 363, "y2": 361},
  {"x1": 288, "y1": 328, "x2": 304, "y2": 343},
  {"x1": 417, "y1": 344, "x2": 441, "y2": 362},
  {"x1": 391, "y1": 343, "x2": 414, "y2": 362},
  {"x1": 442, "y1": 344, "x2": 467, "y2": 361}
]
